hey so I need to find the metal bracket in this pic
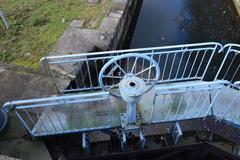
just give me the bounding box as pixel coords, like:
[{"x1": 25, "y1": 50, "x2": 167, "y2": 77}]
[
  {"x1": 82, "y1": 132, "x2": 90, "y2": 155},
  {"x1": 120, "y1": 128, "x2": 146, "y2": 151},
  {"x1": 171, "y1": 122, "x2": 182, "y2": 145},
  {"x1": 120, "y1": 113, "x2": 141, "y2": 130},
  {"x1": 120, "y1": 132, "x2": 127, "y2": 151},
  {"x1": 232, "y1": 145, "x2": 240, "y2": 157},
  {"x1": 139, "y1": 130, "x2": 146, "y2": 150}
]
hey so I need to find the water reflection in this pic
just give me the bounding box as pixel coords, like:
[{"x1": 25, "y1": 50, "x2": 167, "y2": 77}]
[{"x1": 125, "y1": 0, "x2": 240, "y2": 49}]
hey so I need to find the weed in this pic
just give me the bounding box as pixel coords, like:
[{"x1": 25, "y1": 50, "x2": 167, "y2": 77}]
[{"x1": 30, "y1": 15, "x2": 49, "y2": 26}]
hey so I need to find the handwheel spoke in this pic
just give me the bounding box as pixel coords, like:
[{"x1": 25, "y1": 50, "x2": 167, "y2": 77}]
[
  {"x1": 103, "y1": 75, "x2": 124, "y2": 79},
  {"x1": 148, "y1": 62, "x2": 153, "y2": 82},
  {"x1": 108, "y1": 82, "x2": 120, "y2": 90},
  {"x1": 106, "y1": 64, "x2": 119, "y2": 76},
  {"x1": 135, "y1": 65, "x2": 156, "y2": 76},
  {"x1": 114, "y1": 62, "x2": 127, "y2": 75},
  {"x1": 131, "y1": 57, "x2": 139, "y2": 74}
]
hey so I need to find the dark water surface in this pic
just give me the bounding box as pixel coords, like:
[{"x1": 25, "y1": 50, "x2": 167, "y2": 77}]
[{"x1": 125, "y1": 0, "x2": 240, "y2": 49}]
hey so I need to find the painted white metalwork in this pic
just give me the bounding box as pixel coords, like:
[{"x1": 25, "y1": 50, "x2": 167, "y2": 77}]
[
  {"x1": 153, "y1": 80, "x2": 240, "y2": 126},
  {"x1": 171, "y1": 122, "x2": 182, "y2": 145},
  {"x1": 3, "y1": 92, "x2": 110, "y2": 136},
  {"x1": 82, "y1": 132, "x2": 90, "y2": 155},
  {"x1": 3, "y1": 80, "x2": 240, "y2": 137},
  {"x1": 2, "y1": 42, "x2": 240, "y2": 138},
  {"x1": 215, "y1": 44, "x2": 240, "y2": 83},
  {"x1": 98, "y1": 53, "x2": 160, "y2": 97},
  {"x1": 98, "y1": 53, "x2": 160, "y2": 125},
  {"x1": 40, "y1": 42, "x2": 222, "y2": 94}
]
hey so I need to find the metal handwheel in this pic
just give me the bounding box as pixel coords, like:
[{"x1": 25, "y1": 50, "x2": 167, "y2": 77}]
[{"x1": 98, "y1": 53, "x2": 161, "y2": 98}]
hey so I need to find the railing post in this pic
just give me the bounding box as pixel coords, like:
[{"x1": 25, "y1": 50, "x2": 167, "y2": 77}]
[
  {"x1": 214, "y1": 45, "x2": 232, "y2": 81},
  {"x1": 0, "y1": 8, "x2": 9, "y2": 29},
  {"x1": 202, "y1": 44, "x2": 222, "y2": 81},
  {"x1": 44, "y1": 58, "x2": 61, "y2": 95}
]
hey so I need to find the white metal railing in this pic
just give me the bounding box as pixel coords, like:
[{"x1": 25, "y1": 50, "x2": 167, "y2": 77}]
[
  {"x1": 3, "y1": 92, "x2": 110, "y2": 136},
  {"x1": 3, "y1": 80, "x2": 240, "y2": 137},
  {"x1": 40, "y1": 42, "x2": 222, "y2": 94},
  {"x1": 2, "y1": 42, "x2": 240, "y2": 137},
  {"x1": 214, "y1": 44, "x2": 240, "y2": 83},
  {"x1": 151, "y1": 80, "x2": 240, "y2": 125}
]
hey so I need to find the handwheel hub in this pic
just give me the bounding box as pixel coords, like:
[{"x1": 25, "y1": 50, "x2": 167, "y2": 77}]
[{"x1": 119, "y1": 75, "x2": 146, "y2": 103}]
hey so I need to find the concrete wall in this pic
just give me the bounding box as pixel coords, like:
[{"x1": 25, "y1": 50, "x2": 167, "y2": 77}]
[
  {"x1": 49, "y1": 0, "x2": 141, "y2": 92},
  {"x1": 55, "y1": 0, "x2": 140, "y2": 54},
  {"x1": 107, "y1": 0, "x2": 140, "y2": 50}
]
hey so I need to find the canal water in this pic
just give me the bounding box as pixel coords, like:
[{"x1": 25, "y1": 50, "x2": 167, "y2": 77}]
[{"x1": 124, "y1": 0, "x2": 240, "y2": 49}]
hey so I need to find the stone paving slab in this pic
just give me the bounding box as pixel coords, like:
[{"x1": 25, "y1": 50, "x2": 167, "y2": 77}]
[
  {"x1": 0, "y1": 69, "x2": 57, "y2": 140},
  {"x1": 111, "y1": 0, "x2": 128, "y2": 11},
  {"x1": 0, "y1": 155, "x2": 21, "y2": 160},
  {"x1": 54, "y1": 28, "x2": 111, "y2": 54},
  {"x1": 0, "y1": 68, "x2": 56, "y2": 159},
  {"x1": 0, "y1": 139, "x2": 51, "y2": 160},
  {"x1": 69, "y1": 20, "x2": 85, "y2": 29},
  {"x1": 0, "y1": 70, "x2": 56, "y2": 107},
  {"x1": 99, "y1": 16, "x2": 120, "y2": 34}
]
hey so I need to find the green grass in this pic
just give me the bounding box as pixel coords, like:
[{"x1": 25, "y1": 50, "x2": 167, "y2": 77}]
[{"x1": 0, "y1": 0, "x2": 112, "y2": 69}]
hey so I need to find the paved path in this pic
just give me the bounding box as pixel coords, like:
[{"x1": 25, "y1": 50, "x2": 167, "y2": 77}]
[{"x1": 0, "y1": 65, "x2": 55, "y2": 160}]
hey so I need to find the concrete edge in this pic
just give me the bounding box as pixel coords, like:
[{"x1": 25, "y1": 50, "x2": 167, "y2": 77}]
[{"x1": 49, "y1": 0, "x2": 140, "y2": 90}]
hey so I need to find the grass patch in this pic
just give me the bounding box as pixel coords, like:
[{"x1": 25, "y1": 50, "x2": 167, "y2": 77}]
[{"x1": 0, "y1": 0, "x2": 112, "y2": 69}]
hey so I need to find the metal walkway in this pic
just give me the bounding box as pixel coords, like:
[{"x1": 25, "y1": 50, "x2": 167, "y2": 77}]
[{"x1": 3, "y1": 80, "x2": 240, "y2": 137}]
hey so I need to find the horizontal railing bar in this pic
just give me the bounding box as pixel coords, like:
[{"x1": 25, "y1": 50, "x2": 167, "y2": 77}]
[
  {"x1": 155, "y1": 80, "x2": 228, "y2": 92},
  {"x1": 63, "y1": 87, "x2": 102, "y2": 93},
  {"x1": 3, "y1": 92, "x2": 109, "y2": 111},
  {"x1": 15, "y1": 97, "x2": 109, "y2": 110},
  {"x1": 62, "y1": 78, "x2": 203, "y2": 93},
  {"x1": 225, "y1": 49, "x2": 240, "y2": 53},
  {"x1": 155, "y1": 86, "x2": 223, "y2": 95},
  {"x1": 222, "y1": 43, "x2": 240, "y2": 50},
  {"x1": 40, "y1": 42, "x2": 221, "y2": 62},
  {"x1": 46, "y1": 48, "x2": 218, "y2": 65}
]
